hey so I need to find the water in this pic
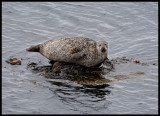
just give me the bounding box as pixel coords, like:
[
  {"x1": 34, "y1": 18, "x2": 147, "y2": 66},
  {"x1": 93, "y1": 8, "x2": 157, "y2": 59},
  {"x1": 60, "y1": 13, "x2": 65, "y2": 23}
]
[{"x1": 2, "y1": 2, "x2": 158, "y2": 114}]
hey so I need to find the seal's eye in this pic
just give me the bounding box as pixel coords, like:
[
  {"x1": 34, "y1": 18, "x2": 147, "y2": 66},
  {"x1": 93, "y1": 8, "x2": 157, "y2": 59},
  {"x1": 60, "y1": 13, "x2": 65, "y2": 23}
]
[
  {"x1": 104, "y1": 44, "x2": 107, "y2": 46},
  {"x1": 99, "y1": 44, "x2": 101, "y2": 47}
]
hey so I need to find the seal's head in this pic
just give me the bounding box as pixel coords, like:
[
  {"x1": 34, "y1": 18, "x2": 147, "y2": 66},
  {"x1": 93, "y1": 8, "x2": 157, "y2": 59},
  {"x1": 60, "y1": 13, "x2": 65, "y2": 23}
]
[{"x1": 97, "y1": 41, "x2": 108, "y2": 59}]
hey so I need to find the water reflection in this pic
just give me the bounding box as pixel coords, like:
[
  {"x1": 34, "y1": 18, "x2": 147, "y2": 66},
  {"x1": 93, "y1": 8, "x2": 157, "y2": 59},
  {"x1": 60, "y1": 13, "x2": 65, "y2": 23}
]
[
  {"x1": 47, "y1": 79, "x2": 112, "y2": 112},
  {"x1": 48, "y1": 80, "x2": 111, "y2": 98}
]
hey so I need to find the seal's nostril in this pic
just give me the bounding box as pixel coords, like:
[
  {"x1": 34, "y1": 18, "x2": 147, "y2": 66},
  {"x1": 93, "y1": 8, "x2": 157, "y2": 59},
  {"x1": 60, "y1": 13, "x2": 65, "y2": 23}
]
[{"x1": 101, "y1": 47, "x2": 106, "y2": 52}]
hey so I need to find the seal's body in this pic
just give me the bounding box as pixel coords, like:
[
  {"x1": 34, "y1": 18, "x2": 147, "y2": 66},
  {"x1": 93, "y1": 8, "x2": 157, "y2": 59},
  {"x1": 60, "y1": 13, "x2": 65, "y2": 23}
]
[{"x1": 26, "y1": 37, "x2": 108, "y2": 67}]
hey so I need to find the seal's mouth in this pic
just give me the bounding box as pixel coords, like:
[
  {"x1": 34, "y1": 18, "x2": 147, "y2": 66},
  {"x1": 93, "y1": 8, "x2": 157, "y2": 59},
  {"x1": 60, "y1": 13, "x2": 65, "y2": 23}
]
[{"x1": 101, "y1": 47, "x2": 106, "y2": 53}]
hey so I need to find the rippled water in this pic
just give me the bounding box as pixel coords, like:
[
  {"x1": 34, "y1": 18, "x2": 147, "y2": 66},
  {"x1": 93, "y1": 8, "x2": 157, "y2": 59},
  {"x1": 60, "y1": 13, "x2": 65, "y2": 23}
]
[{"x1": 2, "y1": 2, "x2": 158, "y2": 114}]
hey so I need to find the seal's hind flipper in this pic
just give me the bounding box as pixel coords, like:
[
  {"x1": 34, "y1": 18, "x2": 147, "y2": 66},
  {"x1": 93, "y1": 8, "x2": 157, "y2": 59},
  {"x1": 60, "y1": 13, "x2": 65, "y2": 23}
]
[{"x1": 26, "y1": 44, "x2": 41, "y2": 52}]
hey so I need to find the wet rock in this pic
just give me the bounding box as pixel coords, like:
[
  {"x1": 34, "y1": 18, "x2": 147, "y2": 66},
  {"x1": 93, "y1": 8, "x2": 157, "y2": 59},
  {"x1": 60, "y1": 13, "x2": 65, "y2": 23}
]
[{"x1": 26, "y1": 56, "x2": 149, "y2": 87}]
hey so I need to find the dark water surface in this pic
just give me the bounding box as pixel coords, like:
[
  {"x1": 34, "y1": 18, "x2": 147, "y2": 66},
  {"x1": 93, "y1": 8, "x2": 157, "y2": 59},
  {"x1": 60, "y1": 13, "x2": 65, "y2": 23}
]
[{"x1": 2, "y1": 2, "x2": 158, "y2": 114}]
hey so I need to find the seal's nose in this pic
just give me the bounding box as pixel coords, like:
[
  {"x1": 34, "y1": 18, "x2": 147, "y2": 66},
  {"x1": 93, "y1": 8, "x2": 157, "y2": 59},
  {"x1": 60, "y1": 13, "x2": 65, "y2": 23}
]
[{"x1": 101, "y1": 47, "x2": 106, "y2": 52}]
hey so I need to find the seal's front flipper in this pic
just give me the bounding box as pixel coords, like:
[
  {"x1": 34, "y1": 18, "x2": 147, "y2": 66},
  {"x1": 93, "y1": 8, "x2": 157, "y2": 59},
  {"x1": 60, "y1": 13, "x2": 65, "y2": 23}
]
[{"x1": 71, "y1": 52, "x2": 86, "y2": 61}]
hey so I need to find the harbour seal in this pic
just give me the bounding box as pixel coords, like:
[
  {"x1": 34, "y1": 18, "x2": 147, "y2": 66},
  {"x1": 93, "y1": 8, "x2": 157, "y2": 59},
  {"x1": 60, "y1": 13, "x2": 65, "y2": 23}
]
[{"x1": 26, "y1": 37, "x2": 108, "y2": 67}]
